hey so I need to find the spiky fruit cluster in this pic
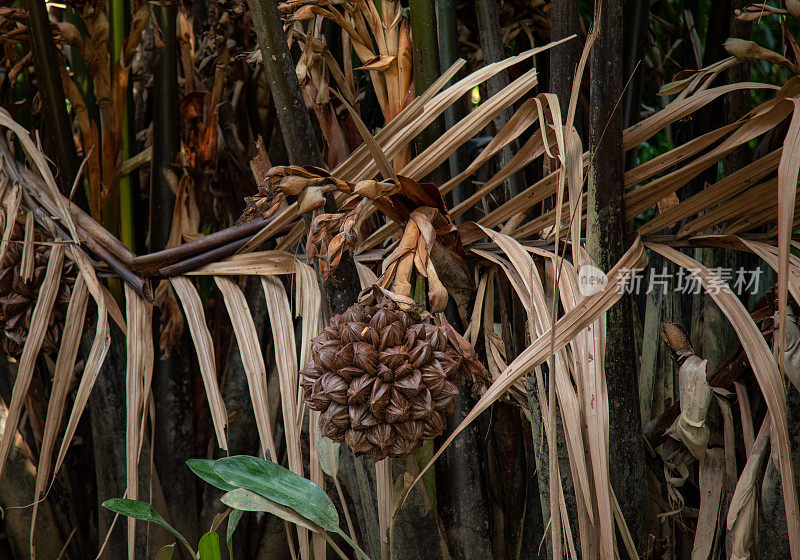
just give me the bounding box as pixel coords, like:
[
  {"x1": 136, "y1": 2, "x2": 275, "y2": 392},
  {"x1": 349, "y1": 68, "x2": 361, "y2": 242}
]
[
  {"x1": 301, "y1": 301, "x2": 480, "y2": 460},
  {"x1": 0, "y1": 227, "x2": 74, "y2": 357}
]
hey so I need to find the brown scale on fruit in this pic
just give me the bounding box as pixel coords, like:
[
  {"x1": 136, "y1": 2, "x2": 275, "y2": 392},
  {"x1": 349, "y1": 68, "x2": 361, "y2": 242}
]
[{"x1": 301, "y1": 299, "x2": 487, "y2": 461}]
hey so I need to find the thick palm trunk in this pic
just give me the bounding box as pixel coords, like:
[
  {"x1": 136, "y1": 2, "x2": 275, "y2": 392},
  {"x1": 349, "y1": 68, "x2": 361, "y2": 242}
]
[{"x1": 587, "y1": 0, "x2": 649, "y2": 553}]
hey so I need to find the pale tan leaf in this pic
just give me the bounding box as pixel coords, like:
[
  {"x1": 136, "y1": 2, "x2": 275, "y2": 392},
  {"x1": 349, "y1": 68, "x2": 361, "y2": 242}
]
[
  {"x1": 20, "y1": 211, "x2": 34, "y2": 281},
  {"x1": 672, "y1": 356, "x2": 712, "y2": 461},
  {"x1": 30, "y1": 275, "x2": 89, "y2": 553},
  {"x1": 376, "y1": 459, "x2": 392, "y2": 559},
  {"x1": 777, "y1": 98, "x2": 800, "y2": 386},
  {"x1": 465, "y1": 271, "x2": 489, "y2": 344},
  {"x1": 188, "y1": 251, "x2": 297, "y2": 275},
  {"x1": 0, "y1": 244, "x2": 64, "y2": 480},
  {"x1": 295, "y1": 259, "x2": 326, "y2": 560},
  {"x1": 565, "y1": 128, "x2": 584, "y2": 259},
  {"x1": 402, "y1": 236, "x2": 648, "y2": 525},
  {"x1": 124, "y1": 284, "x2": 154, "y2": 560},
  {"x1": 728, "y1": 417, "x2": 771, "y2": 559},
  {"x1": 739, "y1": 239, "x2": 800, "y2": 309},
  {"x1": 624, "y1": 81, "x2": 781, "y2": 150},
  {"x1": 638, "y1": 148, "x2": 781, "y2": 236},
  {"x1": 725, "y1": 38, "x2": 798, "y2": 74},
  {"x1": 54, "y1": 247, "x2": 111, "y2": 477},
  {"x1": 0, "y1": 183, "x2": 20, "y2": 265},
  {"x1": 439, "y1": 99, "x2": 539, "y2": 196},
  {"x1": 556, "y1": 248, "x2": 616, "y2": 560},
  {"x1": 355, "y1": 262, "x2": 379, "y2": 290},
  {"x1": 332, "y1": 57, "x2": 465, "y2": 181},
  {"x1": 171, "y1": 277, "x2": 228, "y2": 449},
  {"x1": 214, "y1": 276, "x2": 277, "y2": 460},
  {"x1": 354, "y1": 54, "x2": 396, "y2": 71},
  {"x1": 692, "y1": 448, "x2": 725, "y2": 560},
  {"x1": 401, "y1": 67, "x2": 539, "y2": 184},
  {"x1": 450, "y1": 125, "x2": 551, "y2": 220},
  {"x1": 262, "y1": 275, "x2": 310, "y2": 560},
  {"x1": 626, "y1": 83, "x2": 799, "y2": 219},
  {"x1": 626, "y1": 122, "x2": 740, "y2": 192},
  {"x1": 101, "y1": 285, "x2": 128, "y2": 335},
  {"x1": 331, "y1": 89, "x2": 398, "y2": 183},
  {"x1": 678, "y1": 178, "x2": 777, "y2": 238},
  {"x1": 295, "y1": 259, "x2": 324, "y2": 429},
  {"x1": 308, "y1": 417, "x2": 326, "y2": 560},
  {"x1": 0, "y1": 108, "x2": 78, "y2": 239}
]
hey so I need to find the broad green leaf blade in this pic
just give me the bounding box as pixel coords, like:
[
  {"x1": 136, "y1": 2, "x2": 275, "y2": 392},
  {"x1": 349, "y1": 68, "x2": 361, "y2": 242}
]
[
  {"x1": 198, "y1": 531, "x2": 222, "y2": 560},
  {"x1": 227, "y1": 508, "x2": 244, "y2": 559},
  {"x1": 155, "y1": 544, "x2": 175, "y2": 560},
  {"x1": 187, "y1": 459, "x2": 238, "y2": 492},
  {"x1": 101, "y1": 499, "x2": 187, "y2": 545},
  {"x1": 213, "y1": 456, "x2": 339, "y2": 532},
  {"x1": 221, "y1": 488, "x2": 322, "y2": 533}
]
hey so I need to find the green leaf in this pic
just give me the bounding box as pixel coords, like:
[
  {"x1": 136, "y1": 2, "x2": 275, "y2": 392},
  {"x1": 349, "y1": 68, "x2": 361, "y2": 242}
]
[
  {"x1": 198, "y1": 531, "x2": 222, "y2": 560},
  {"x1": 221, "y1": 486, "x2": 374, "y2": 560},
  {"x1": 227, "y1": 508, "x2": 243, "y2": 560},
  {"x1": 187, "y1": 459, "x2": 238, "y2": 492},
  {"x1": 221, "y1": 488, "x2": 323, "y2": 533},
  {"x1": 213, "y1": 456, "x2": 339, "y2": 533},
  {"x1": 101, "y1": 499, "x2": 187, "y2": 546},
  {"x1": 338, "y1": 530, "x2": 373, "y2": 560},
  {"x1": 154, "y1": 543, "x2": 175, "y2": 560},
  {"x1": 316, "y1": 432, "x2": 340, "y2": 478}
]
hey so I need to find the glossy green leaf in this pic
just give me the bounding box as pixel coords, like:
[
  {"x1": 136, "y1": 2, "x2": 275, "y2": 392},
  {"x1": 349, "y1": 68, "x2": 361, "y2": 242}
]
[
  {"x1": 198, "y1": 531, "x2": 222, "y2": 560},
  {"x1": 187, "y1": 459, "x2": 238, "y2": 492},
  {"x1": 154, "y1": 543, "x2": 175, "y2": 560},
  {"x1": 221, "y1": 488, "x2": 323, "y2": 533},
  {"x1": 213, "y1": 455, "x2": 339, "y2": 532},
  {"x1": 221, "y1": 488, "x2": 374, "y2": 560},
  {"x1": 101, "y1": 499, "x2": 187, "y2": 545}
]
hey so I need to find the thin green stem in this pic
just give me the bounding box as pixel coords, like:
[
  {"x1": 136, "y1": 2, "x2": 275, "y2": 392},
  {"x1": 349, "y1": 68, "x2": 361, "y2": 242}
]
[{"x1": 409, "y1": 0, "x2": 446, "y2": 185}]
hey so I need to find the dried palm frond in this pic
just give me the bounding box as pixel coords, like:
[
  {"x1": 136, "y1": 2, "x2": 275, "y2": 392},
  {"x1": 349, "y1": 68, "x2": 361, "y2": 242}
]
[
  {"x1": 7, "y1": 7, "x2": 800, "y2": 556},
  {"x1": 649, "y1": 243, "x2": 800, "y2": 558},
  {"x1": 0, "y1": 224, "x2": 74, "y2": 357},
  {"x1": 0, "y1": 243, "x2": 64, "y2": 482}
]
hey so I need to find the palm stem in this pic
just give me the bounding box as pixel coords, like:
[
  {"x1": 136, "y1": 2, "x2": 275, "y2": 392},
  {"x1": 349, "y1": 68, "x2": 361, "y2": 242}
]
[
  {"x1": 111, "y1": 0, "x2": 135, "y2": 250},
  {"x1": 23, "y1": 0, "x2": 83, "y2": 202}
]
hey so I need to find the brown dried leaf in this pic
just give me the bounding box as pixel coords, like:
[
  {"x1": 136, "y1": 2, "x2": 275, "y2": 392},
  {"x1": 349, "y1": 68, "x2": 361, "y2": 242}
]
[
  {"x1": 0, "y1": 244, "x2": 63, "y2": 480},
  {"x1": 215, "y1": 277, "x2": 278, "y2": 461},
  {"x1": 171, "y1": 276, "x2": 228, "y2": 449},
  {"x1": 725, "y1": 38, "x2": 798, "y2": 74},
  {"x1": 355, "y1": 54, "x2": 396, "y2": 71}
]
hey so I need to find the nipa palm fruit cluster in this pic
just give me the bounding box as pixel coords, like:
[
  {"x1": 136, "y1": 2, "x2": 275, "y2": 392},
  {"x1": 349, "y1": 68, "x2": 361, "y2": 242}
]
[
  {"x1": 301, "y1": 299, "x2": 487, "y2": 460},
  {"x1": 0, "y1": 225, "x2": 74, "y2": 358}
]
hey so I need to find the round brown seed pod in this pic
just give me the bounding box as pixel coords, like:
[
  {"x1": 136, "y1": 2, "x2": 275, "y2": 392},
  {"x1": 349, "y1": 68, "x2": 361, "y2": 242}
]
[{"x1": 301, "y1": 299, "x2": 487, "y2": 461}]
